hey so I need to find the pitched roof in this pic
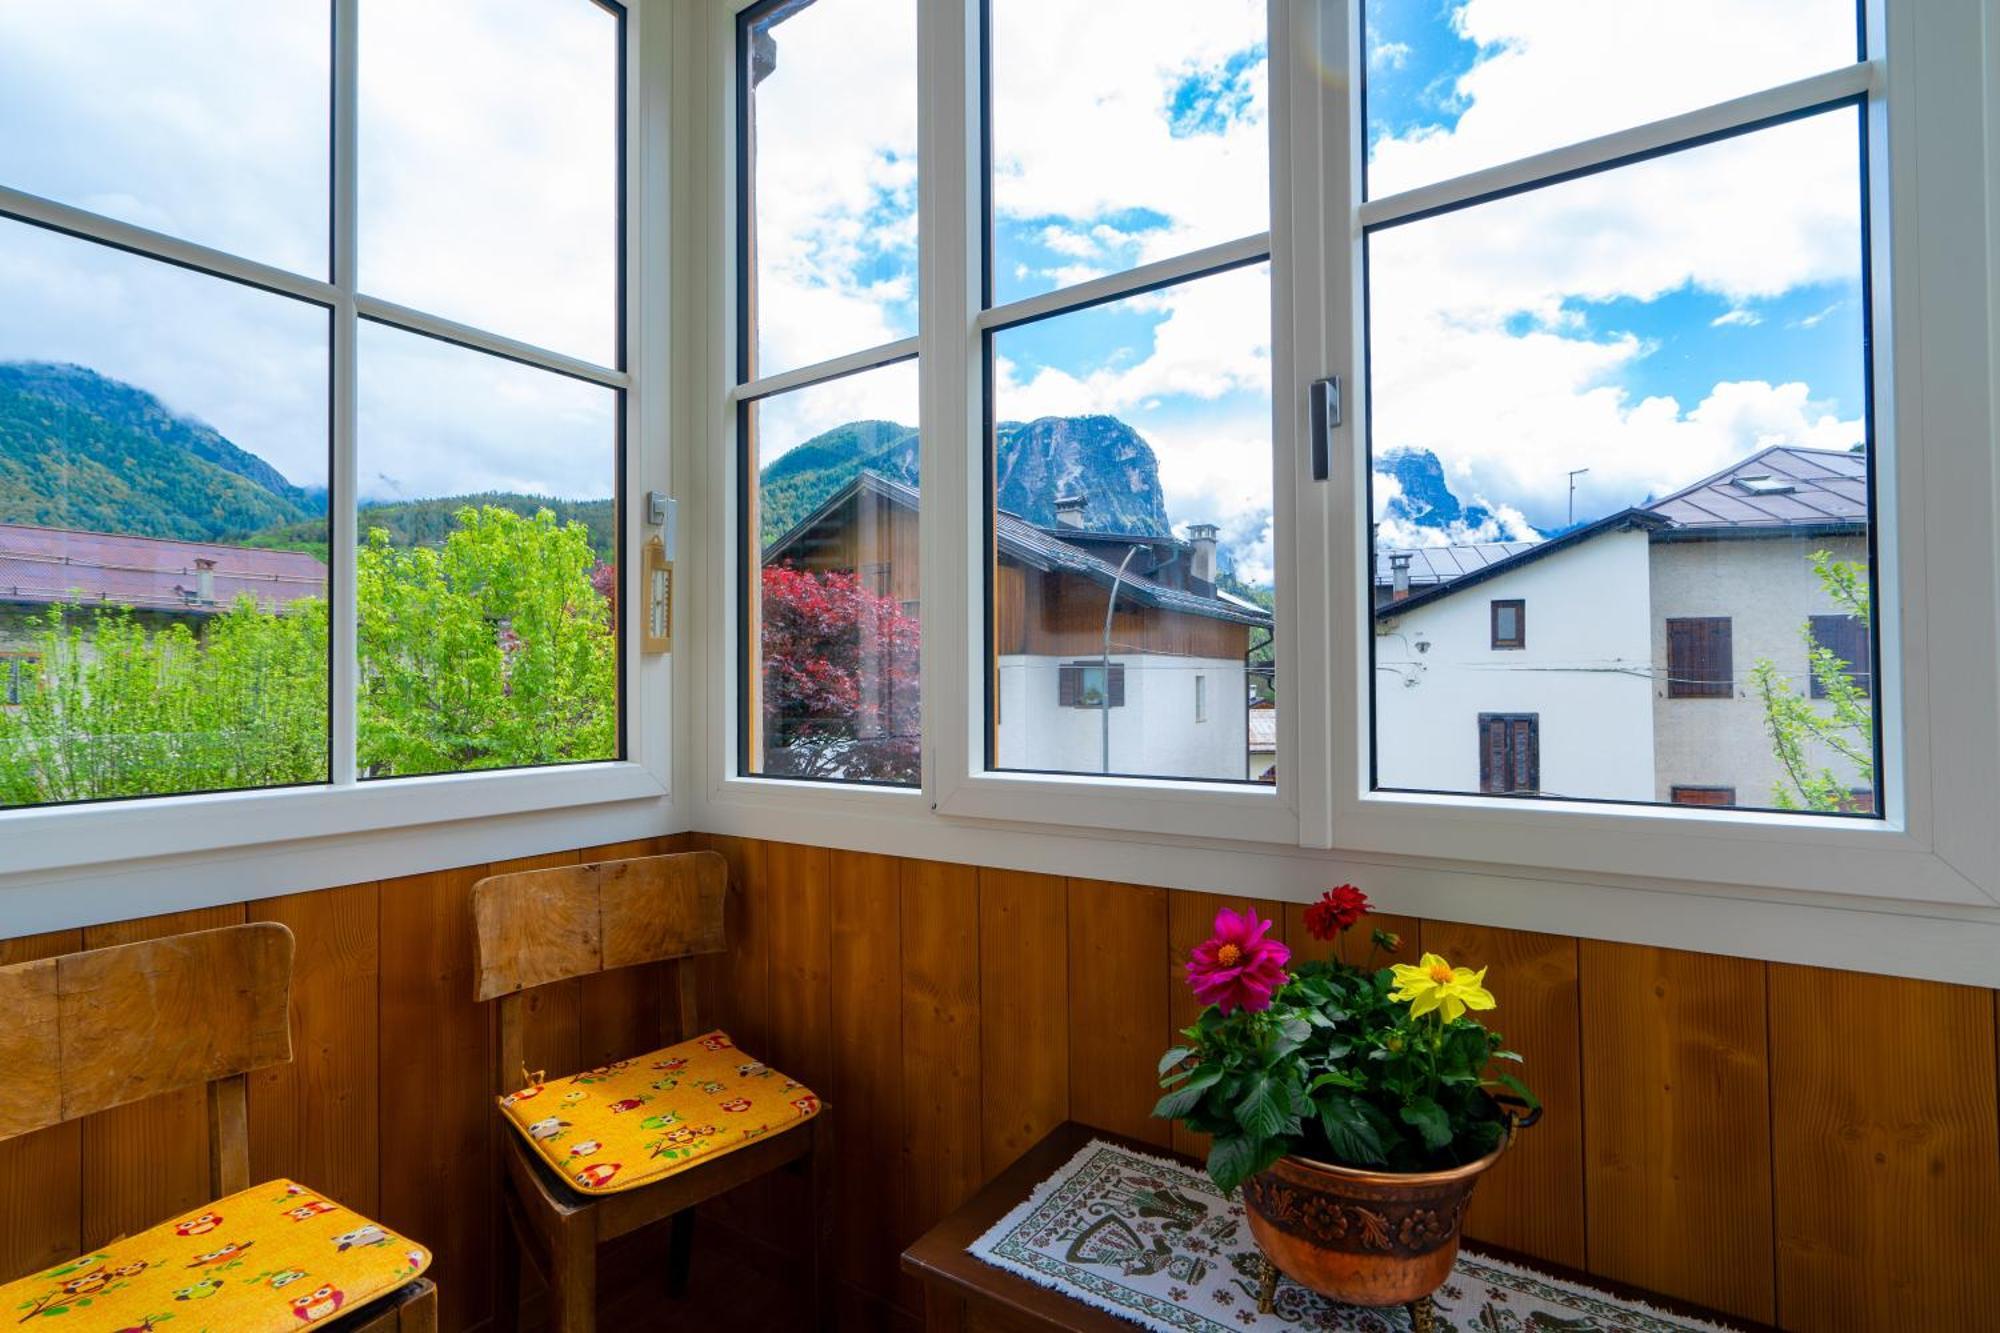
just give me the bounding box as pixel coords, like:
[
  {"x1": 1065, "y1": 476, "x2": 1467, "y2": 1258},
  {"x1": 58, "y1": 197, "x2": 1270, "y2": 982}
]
[
  {"x1": 0, "y1": 523, "x2": 327, "y2": 615},
  {"x1": 1374, "y1": 541, "x2": 1537, "y2": 590},
  {"x1": 1374, "y1": 508, "x2": 1669, "y2": 618},
  {"x1": 1642, "y1": 445, "x2": 1868, "y2": 535},
  {"x1": 764, "y1": 471, "x2": 1272, "y2": 629}
]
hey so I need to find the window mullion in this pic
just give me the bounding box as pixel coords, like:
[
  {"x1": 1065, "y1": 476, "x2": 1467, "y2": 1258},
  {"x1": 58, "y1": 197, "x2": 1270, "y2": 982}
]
[{"x1": 330, "y1": 0, "x2": 360, "y2": 789}]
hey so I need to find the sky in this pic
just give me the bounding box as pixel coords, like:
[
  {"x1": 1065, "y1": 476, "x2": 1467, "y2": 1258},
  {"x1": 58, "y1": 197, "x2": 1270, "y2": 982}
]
[
  {"x1": 0, "y1": 0, "x2": 1871, "y2": 568},
  {"x1": 0, "y1": 0, "x2": 619, "y2": 507}
]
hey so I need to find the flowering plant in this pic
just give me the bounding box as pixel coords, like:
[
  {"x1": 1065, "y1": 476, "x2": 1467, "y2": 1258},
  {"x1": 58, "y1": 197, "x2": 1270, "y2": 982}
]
[{"x1": 1157, "y1": 887, "x2": 1536, "y2": 1194}]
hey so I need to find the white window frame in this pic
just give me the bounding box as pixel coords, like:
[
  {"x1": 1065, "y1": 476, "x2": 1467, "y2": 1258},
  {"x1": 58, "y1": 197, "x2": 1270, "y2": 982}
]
[
  {"x1": 676, "y1": 0, "x2": 2000, "y2": 980},
  {"x1": 0, "y1": 0, "x2": 676, "y2": 926}
]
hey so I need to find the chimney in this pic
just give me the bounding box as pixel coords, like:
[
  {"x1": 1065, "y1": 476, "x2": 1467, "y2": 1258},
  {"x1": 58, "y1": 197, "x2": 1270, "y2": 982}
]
[
  {"x1": 1388, "y1": 551, "x2": 1413, "y2": 602},
  {"x1": 1187, "y1": 523, "x2": 1218, "y2": 588},
  {"x1": 195, "y1": 557, "x2": 217, "y2": 605},
  {"x1": 1052, "y1": 494, "x2": 1088, "y2": 530}
]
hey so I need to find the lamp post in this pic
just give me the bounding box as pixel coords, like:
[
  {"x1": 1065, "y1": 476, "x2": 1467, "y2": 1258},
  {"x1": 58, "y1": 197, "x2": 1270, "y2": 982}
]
[{"x1": 1101, "y1": 544, "x2": 1140, "y2": 775}]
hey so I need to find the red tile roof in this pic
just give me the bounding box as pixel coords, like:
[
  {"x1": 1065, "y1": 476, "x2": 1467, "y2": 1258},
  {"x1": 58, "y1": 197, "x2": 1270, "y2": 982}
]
[{"x1": 0, "y1": 523, "x2": 326, "y2": 615}]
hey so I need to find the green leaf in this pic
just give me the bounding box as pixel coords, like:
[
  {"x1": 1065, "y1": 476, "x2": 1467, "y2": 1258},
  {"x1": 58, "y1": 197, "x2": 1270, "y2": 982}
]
[
  {"x1": 1492, "y1": 1072, "x2": 1540, "y2": 1110},
  {"x1": 1318, "y1": 1096, "x2": 1387, "y2": 1164},
  {"x1": 1234, "y1": 1071, "x2": 1289, "y2": 1139},
  {"x1": 1306, "y1": 1068, "x2": 1363, "y2": 1094},
  {"x1": 1207, "y1": 1134, "x2": 1259, "y2": 1195},
  {"x1": 1400, "y1": 1096, "x2": 1453, "y2": 1151},
  {"x1": 1158, "y1": 1047, "x2": 1194, "y2": 1077},
  {"x1": 1152, "y1": 1064, "x2": 1225, "y2": 1120}
]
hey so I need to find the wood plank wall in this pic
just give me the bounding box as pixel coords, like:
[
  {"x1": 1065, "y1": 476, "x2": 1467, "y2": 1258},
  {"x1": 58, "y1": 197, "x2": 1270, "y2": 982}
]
[{"x1": 3, "y1": 834, "x2": 1995, "y2": 1333}]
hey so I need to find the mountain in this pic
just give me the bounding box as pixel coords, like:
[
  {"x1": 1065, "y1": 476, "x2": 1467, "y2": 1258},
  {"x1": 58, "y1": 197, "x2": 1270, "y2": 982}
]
[
  {"x1": 759, "y1": 413, "x2": 1173, "y2": 547},
  {"x1": 1376, "y1": 448, "x2": 1497, "y2": 537},
  {"x1": 0, "y1": 361, "x2": 316, "y2": 541}
]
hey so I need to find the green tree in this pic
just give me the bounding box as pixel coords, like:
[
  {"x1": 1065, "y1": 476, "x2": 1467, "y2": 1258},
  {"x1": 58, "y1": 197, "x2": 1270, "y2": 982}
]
[
  {"x1": 357, "y1": 505, "x2": 616, "y2": 777},
  {"x1": 1750, "y1": 551, "x2": 1873, "y2": 811},
  {"x1": 0, "y1": 597, "x2": 328, "y2": 806}
]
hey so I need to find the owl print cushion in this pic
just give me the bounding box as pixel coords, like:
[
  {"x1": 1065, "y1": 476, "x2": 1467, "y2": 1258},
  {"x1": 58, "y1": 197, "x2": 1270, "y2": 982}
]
[
  {"x1": 1, "y1": 1179, "x2": 429, "y2": 1330},
  {"x1": 497, "y1": 1029, "x2": 823, "y2": 1196}
]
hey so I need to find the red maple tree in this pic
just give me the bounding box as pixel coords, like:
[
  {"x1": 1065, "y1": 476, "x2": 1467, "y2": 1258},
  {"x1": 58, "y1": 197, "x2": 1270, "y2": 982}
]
[{"x1": 759, "y1": 565, "x2": 920, "y2": 782}]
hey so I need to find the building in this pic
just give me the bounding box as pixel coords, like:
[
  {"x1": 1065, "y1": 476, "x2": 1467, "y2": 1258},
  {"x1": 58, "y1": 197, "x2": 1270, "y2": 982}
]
[
  {"x1": 760, "y1": 470, "x2": 1272, "y2": 781},
  {"x1": 1372, "y1": 446, "x2": 1873, "y2": 809},
  {"x1": 0, "y1": 523, "x2": 329, "y2": 700}
]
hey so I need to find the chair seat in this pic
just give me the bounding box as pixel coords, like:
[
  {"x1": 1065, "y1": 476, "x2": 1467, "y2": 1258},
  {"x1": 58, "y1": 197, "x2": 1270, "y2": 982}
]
[
  {"x1": 497, "y1": 1029, "x2": 822, "y2": 1196},
  {"x1": 0, "y1": 1179, "x2": 429, "y2": 1329}
]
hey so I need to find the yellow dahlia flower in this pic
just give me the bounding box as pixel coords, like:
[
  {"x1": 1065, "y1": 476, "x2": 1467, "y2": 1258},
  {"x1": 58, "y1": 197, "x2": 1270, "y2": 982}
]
[{"x1": 1389, "y1": 952, "x2": 1496, "y2": 1022}]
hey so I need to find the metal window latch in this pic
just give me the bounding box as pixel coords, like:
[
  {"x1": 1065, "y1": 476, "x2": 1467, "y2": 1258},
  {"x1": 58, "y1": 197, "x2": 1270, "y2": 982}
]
[{"x1": 1309, "y1": 376, "x2": 1340, "y2": 482}]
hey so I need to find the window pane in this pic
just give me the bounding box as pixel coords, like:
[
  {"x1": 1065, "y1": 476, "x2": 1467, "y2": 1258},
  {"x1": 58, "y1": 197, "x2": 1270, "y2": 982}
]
[
  {"x1": 356, "y1": 321, "x2": 619, "y2": 779},
  {"x1": 1363, "y1": 0, "x2": 1860, "y2": 199},
  {"x1": 0, "y1": 1, "x2": 330, "y2": 275},
  {"x1": 744, "y1": 360, "x2": 921, "y2": 785},
  {"x1": 988, "y1": 0, "x2": 1267, "y2": 304},
  {"x1": 1367, "y1": 109, "x2": 1879, "y2": 815},
  {"x1": 988, "y1": 263, "x2": 1274, "y2": 782},
  {"x1": 0, "y1": 219, "x2": 330, "y2": 808},
  {"x1": 742, "y1": 0, "x2": 918, "y2": 382},
  {"x1": 359, "y1": 0, "x2": 620, "y2": 365}
]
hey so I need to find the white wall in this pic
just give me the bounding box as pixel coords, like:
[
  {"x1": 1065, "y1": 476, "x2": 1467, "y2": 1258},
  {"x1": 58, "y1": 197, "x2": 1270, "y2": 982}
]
[
  {"x1": 1374, "y1": 529, "x2": 1656, "y2": 801},
  {"x1": 995, "y1": 653, "x2": 1250, "y2": 780},
  {"x1": 1649, "y1": 535, "x2": 1873, "y2": 806}
]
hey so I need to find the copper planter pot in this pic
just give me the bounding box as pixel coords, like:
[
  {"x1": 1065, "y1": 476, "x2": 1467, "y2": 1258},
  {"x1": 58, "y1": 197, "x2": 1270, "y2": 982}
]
[{"x1": 1240, "y1": 1136, "x2": 1508, "y2": 1310}]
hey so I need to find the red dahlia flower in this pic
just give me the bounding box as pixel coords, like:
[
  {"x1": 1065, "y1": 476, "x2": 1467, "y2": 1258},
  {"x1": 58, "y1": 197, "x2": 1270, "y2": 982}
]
[
  {"x1": 1302, "y1": 884, "x2": 1370, "y2": 941},
  {"x1": 1185, "y1": 908, "x2": 1290, "y2": 1015}
]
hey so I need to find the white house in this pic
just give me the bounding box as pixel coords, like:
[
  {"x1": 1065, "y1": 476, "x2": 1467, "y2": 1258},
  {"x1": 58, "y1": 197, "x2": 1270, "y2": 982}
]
[{"x1": 1370, "y1": 445, "x2": 1876, "y2": 811}]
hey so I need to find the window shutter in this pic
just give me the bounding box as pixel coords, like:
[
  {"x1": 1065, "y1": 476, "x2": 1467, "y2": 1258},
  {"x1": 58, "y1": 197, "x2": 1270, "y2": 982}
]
[
  {"x1": 1668, "y1": 617, "x2": 1733, "y2": 697},
  {"x1": 1512, "y1": 717, "x2": 1537, "y2": 792},
  {"x1": 1479, "y1": 716, "x2": 1502, "y2": 792},
  {"x1": 1107, "y1": 663, "x2": 1126, "y2": 708},
  {"x1": 1809, "y1": 615, "x2": 1870, "y2": 698},
  {"x1": 1058, "y1": 663, "x2": 1078, "y2": 707}
]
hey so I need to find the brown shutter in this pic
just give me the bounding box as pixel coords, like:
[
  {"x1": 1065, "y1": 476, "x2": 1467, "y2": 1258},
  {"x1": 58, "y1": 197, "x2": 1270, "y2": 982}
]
[
  {"x1": 1668, "y1": 617, "x2": 1733, "y2": 698},
  {"x1": 1513, "y1": 717, "x2": 1537, "y2": 792},
  {"x1": 1058, "y1": 664, "x2": 1079, "y2": 707},
  {"x1": 1809, "y1": 615, "x2": 1871, "y2": 698},
  {"x1": 1107, "y1": 663, "x2": 1126, "y2": 708},
  {"x1": 1671, "y1": 786, "x2": 1737, "y2": 806}
]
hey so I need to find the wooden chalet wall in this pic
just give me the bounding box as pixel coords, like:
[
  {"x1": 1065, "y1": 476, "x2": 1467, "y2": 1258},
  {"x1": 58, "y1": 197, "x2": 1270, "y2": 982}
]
[{"x1": 2, "y1": 833, "x2": 1995, "y2": 1332}]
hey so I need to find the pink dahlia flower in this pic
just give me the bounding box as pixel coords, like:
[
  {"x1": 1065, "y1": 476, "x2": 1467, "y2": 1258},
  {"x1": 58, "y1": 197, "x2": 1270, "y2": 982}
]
[{"x1": 1185, "y1": 908, "x2": 1291, "y2": 1015}]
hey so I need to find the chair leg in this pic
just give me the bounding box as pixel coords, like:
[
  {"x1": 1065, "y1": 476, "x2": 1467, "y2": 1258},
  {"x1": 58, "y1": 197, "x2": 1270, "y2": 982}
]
[
  {"x1": 665, "y1": 1210, "x2": 696, "y2": 1298},
  {"x1": 492, "y1": 1193, "x2": 523, "y2": 1333},
  {"x1": 549, "y1": 1215, "x2": 598, "y2": 1333},
  {"x1": 810, "y1": 1115, "x2": 836, "y2": 1333}
]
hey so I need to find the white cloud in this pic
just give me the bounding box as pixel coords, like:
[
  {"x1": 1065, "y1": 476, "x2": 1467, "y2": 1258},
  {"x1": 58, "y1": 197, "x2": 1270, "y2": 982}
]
[
  {"x1": 1711, "y1": 308, "x2": 1762, "y2": 328},
  {"x1": 1370, "y1": 40, "x2": 1413, "y2": 72}
]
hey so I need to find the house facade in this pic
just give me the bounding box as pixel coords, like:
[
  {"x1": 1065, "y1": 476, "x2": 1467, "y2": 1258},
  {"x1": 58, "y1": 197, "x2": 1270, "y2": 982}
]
[
  {"x1": 1373, "y1": 446, "x2": 1876, "y2": 810},
  {"x1": 761, "y1": 471, "x2": 1271, "y2": 782}
]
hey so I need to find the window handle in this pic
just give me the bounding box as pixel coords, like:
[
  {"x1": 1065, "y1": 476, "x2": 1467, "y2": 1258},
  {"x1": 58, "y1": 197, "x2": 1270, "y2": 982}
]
[{"x1": 1309, "y1": 376, "x2": 1340, "y2": 482}]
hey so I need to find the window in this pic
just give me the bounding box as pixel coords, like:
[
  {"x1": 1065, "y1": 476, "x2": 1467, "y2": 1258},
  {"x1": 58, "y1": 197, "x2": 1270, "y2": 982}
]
[
  {"x1": 984, "y1": 0, "x2": 1274, "y2": 785},
  {"x1": 1808, "y1": 614, "x2": 1871, "y2": 699},
  {"x1": 1195, "y1": 675, "x2": 1208, "y2": 724},
  {"x1": 0, "y1": 2, "x2": 626, "y2": 813},
  {"x1": 1058, "y1": 661, "x2": 1124, "y2": 710},
  {"x1": 1363, "y1": 1, "x2": 1881, "y2": 820},
  {"x1": 1666, "y1": 618, "x2": 1735, "y2": 700},
  {"x1": 1671, "y1": 786, "x2": 1737, "y2": 808},
  {"x1": 736, "y1": 0, "x2": 919, "y2": 787},
  {"x1": 1477, "y1": 714, "x2": 1538, "y2": 796}
]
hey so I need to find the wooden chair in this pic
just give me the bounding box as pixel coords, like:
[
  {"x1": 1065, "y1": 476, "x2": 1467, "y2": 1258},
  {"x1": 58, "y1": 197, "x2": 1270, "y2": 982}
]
[
  {"x1": 0, "y1": 922, "x2": 437, "y2": 1332},
  {"x1": 472, "y1": 851, "x2": 833, "y2": 1333}
]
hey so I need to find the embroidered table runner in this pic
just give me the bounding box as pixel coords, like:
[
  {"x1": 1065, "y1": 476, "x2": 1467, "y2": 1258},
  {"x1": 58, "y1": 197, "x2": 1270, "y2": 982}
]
[{"x1": 968, "y1": 1139, "x2": 1732, "y2": 1332}]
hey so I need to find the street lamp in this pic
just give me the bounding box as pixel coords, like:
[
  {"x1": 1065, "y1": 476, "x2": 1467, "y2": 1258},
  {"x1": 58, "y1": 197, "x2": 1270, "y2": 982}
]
[{"x1": 1101, "y1": 544, "x2": 1140, "y2": 775}]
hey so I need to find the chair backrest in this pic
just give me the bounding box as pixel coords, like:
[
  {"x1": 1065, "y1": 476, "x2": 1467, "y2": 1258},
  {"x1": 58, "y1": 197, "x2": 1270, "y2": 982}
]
[
  {"x1": 472, "y1": 851, "x2": 728, "y2": 1088},
  {"x1": 0, "y1": 922, "x2": 294, "y2": 1196}
]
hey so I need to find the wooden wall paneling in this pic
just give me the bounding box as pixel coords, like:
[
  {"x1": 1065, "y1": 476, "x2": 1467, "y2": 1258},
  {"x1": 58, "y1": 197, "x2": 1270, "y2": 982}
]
[
  {"x1": 899, "y1": 860, "x2": 983, "y2": 1258},
  {"x1": 0, "y1": 930, "x2": 83, "y2": 1281},
  {"x1": 1066, "y1": 879, "x2": 1169, "y2": 1147},
  {"x1": 78, "y1": 904, "x2": 245, "y2": 1251},
  {"x1": 248, "y1": 882, "x2": 381, "y2": 1213},
  {"x1": 1769, "y1": 966, "x2": 2000, "y2": 1332},
  {"x1": 978, "y1": 869, "x2": 1069, "y2": 1178},
  {"x1": 763, "y1": 840, "x2": 833, "y2": 1259},
  {"x1": 1580, "y1": 942, "x2": 1774, "y2": 1324},
  {"x1": 687, "y1": 833, "x2": 774, "y2": 1239},
  {"x1": 1166, "y1": 892, "x2": 1284, "y2": 1161},
  {"x1": 1419, "y1": 920, "x2": 1585, "y2": 1270},
  {"x1": 376, "y1": 866, "x2": 494, "y2": 1333},
  {"x1": 828, "y1": 850, "x2": 905, "y2": 1304},
  {"x1": 575, "y1": 837, "x2": 670, "y2": 1064},
  {"x1": 486, "y1": 851, "x2": 584, "y2": 1083}
]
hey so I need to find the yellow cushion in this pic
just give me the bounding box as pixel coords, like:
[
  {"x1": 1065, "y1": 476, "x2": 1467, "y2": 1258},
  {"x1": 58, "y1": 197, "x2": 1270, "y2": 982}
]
[
  {"x1": 1, "y1": 1179, "x2": 429, "y2": 1329},
  {"x1": 497, "y1": 1029, "x2": 822, "y2": 1195}
]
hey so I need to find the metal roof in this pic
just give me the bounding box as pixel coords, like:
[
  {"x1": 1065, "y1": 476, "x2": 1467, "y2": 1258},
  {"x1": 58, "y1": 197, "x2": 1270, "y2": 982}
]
[
  {"x1": 1643, "y1": 445, "x2": 1868, "y2": 534},
  {"x1": 1373, "y1": 509, "x2": 1670, "y2": 618},
  {"x1": 765, "y1": 471, "x2": 1272, "y2": 629},
  {"x1": 0, "y1": 523, "x2": 327, "y2": 615},
  {"x1": 1374, "y1": 541, "x2": 1537, "y2": 589}
]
